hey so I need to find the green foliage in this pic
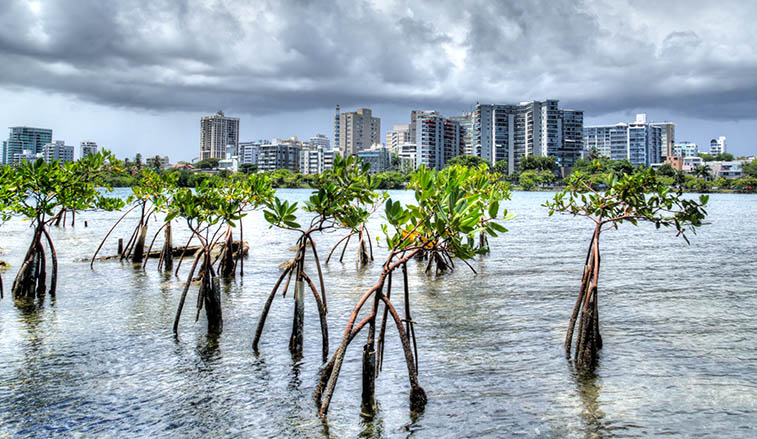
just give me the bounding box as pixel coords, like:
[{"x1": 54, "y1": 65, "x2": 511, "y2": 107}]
[
  {"x1": 657, "y1": 163, "x2": 676, "y2": 177},
  {"x1": 743, "y1": 159, "x2": 757, "y2": 178},
  {"x1": 167, "y1": 173, "x2": 274, "y2": 230},
  {"x1": 195, "y1": 158, "x2": 220, "y2": 169},
  {"x1": 492, "y1": 160, "x2": 508, "y2": 175},
  {"x1": 239, "y1": 163, "x2": 258, "y2": 174},
  {"x1": 519, "y1": 156, "x2": 556, "y2": 172},
  {"x1": 1, "y1": 152, "x2": 124, "y2": 224},
  {"x1": 545, "y1": 168, "x2": 708, "y2": 244},
  {"x1": 263, "y1": 155, "x2": 378, "y2": 233},
  {"x1": 381, "y1": 164, "x2": 512, "y2": 259},
  {"x1": 712, "y1": 177, "x2": 731, "y2": 188},
  {"x1": 693, "y1": 165, "x2": 713, "y2": 180},
  {"x1": 732, "y1": 176, "x2": 757, "y2": 192},
  {"x1": 445, "y1": 155, "x2": 490, "y2": 169},
  {"x1": 373, "y1": 171, "x2": 407, "y2": 189},
  {"x1": 700, "y1": 152, "x2": 735, "y2": 162},
  {"x1": 129, "y1": 169, "x2": 178, "y2": 210}
]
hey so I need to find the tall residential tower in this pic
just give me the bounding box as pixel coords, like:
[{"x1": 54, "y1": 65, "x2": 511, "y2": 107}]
[
  {"x1": 200, "y1": 111, "x2": 240, "y2": 160},
  {"x1": 337, "y1": 108, "x2": 381, "y2": 157}
]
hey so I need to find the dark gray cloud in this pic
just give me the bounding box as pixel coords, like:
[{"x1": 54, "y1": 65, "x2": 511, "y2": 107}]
[{"x1": 1, "y1": 0, "x2": 756, "y2": 120}]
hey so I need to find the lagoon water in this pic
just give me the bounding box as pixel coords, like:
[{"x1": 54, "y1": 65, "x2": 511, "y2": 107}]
[{"x1": 1, "y1": 189, "x2": 755, "y2": 438}]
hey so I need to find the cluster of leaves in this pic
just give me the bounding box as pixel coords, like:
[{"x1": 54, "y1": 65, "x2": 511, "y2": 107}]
[
  {"x1": 167, "y1": 174, "x2": 274, "y2": 231},
  {"x1": 519, "y1": 156, "x2": 557, "y2": 173},
  {"x1": 1, "y1": 153, "x2": 124, "y2": 225},
  {"x1": 128, "y1": 169, "x2": 178, "y2": 211},
  {"x1": 381, "y1": 164, "x2": 511, "y2": 260},
  {"x1": 699, "y1": 153, "x2": 735, "y2": 162},
  {"x1": 264, "y1": 155, "x2": 379, "y2": 233},
  {"x1": 519, "y1": 169, "x2": 556, "y2": 190},
  {"x1": 545, "y1": 168, "x2": 709, "y2": 243}
]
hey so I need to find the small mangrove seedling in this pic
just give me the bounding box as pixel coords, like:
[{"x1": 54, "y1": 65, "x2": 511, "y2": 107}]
[
  {"x1": 91, "y1": 169, "x2": 175, "y2": 266},
  {"x1": 316, "y1": 164, "x2": 512, "y2": 417},
  {"x1": 325, "y1": 199, "x2": 383, "y2": 268},
  {"x1": 3, "y1": 153, "x2": 124, "y2": 305},
  {"x1": 544, "y1": 167, "x2": 708, "y2": 371},
  {"x1": 253, "y1": 155, "x2": 378, "y2": 361},
  {"x1": 170, "y1": 175, "x2": 273, "y2": 335}
]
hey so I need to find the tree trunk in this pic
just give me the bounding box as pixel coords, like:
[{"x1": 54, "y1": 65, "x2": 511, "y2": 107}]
[
  {"x1": 220, "y1": 228, "x2": 235, "y2": 277},
  {"x1": 132, "y1": 224, "x2": 148, "y2": 263},
  {"x1": 288, "y1": 274, "x2": 305, "y2": 357},
  {"x1": 162, "y1": 222, "x2": 173, "y2": 271},
  {"x1": 568, "y1": 227, "x2": 602, "y2": 371},
  {"x1": 203, "y1": 267, "x2": 223, "y2": 334},
  {"x1": 361, "y1": 342, "x2": 377, "y2": 414}
]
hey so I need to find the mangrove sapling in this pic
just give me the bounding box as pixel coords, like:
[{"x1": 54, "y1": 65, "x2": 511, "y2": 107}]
[
  {"x1": 316, "y1": 164, "x2": 512, "y2": 417},
  {"x1": 325, "y1": 198, "x2": 385, "y2": 267},
  {"x1": 413, "y1": 164, "x2": 513, "y2": 276},
  {"x1": 3, "y1": 154, "x2": 123, "y2": 304},
  {"x1": 92, "y1": 170, "x2": 173, "y2": 266},
  {"x1": 544, "y1": 168, "x2": 709, "y2": 371},
  {"x1": 170, "y1": 175, "x2": 273, "y2": 335},
  {"x1": 253, "y1": 155, "x2": 378, "y2": 361}
]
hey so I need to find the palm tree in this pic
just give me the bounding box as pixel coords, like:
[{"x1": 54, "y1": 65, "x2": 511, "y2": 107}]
[{"x1": 694, "y1": 164, "x2": 712, "y2": 181}]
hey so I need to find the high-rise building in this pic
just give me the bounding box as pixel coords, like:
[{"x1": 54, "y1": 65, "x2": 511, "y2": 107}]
[
  {"x1": 413, "y1": 111, "x2": 465, "y2": 170},
  {"x1": 80, "y1": 141, "x2": 98, "y2": 159},
  {"x1": 200, "y1": 111, "x2": 240, "y2": 160},
  {"x1": 450, "y1": 112, "x2": 474, "y2": 156},
  {"x1": 333, "y1": 105, "x2": 340, "y2": 150},
  {"x1": 338, "y1": 108, "x2": 380, "y2": 157},
  {"x1": 474, "y1": 100, "x2": 583, "y2": 174},
  {"x1": 583, "y1": 114, "x2": 662, "y2": 167},
  {"x1": 42, "y1": 140, "x2": 75, "y2": 163},
  {"x1": 710, "y1": 136, "x2": 726, "y2": 155},
  {"x1": 2, "y1": 126, "x2": 53, "y2": 164},
  {"x1": 386, "y1": 124, "x2": 411, "y2": 152},
  {"x1": 651, "y1": 122, "x2": 675, "y2": 159}
]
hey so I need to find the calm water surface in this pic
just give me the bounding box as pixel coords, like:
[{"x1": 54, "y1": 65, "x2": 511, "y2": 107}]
[{"x1": 0, "y1": 189, "x2": 755, "y2": 438}]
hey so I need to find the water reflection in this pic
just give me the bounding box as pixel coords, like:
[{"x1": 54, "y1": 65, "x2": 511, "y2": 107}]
[{"x1": 574, "y1": 368, "x2": 608, "y2": 439}]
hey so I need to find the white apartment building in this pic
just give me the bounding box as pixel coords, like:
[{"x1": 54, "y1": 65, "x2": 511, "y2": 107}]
[
  {"x1": 238, "y1": 141, "x2": 261, "y2": 165},
  {"x1": 80, "y1": 141, "x2": 98, "y2": 159},
  {"x1": 414, "y1": 111, "x2": 464, "y2": 170},
  {"x1": 651, "y1": 122, "x2": 675, "y2": 159},
  {"x1": 674, "y1": 141, "x2": 699, "y2": 158},
  {"x1": 583, "y1": 114, "x2": 662, "y2": 167},
  {"x1": 200, "y1": 111, "x2": 240, "y2": 160},
  {"x1": 476, "y1": 100, "x2": 584, "y2": 174},
  {"x1": 42, "y1": 140, "x2": 75, "y2": 163},
  {"x1": 386, "y1": 124, "x2": 411, "y2": 152},
  {"x1": 710, "y1": 136, "x2": 727, "y2": 155}
]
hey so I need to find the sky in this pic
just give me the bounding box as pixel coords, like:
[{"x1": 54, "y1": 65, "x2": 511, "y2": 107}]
[{"x1": 1, "y1": 0, "x2": 756, "y2": 162}]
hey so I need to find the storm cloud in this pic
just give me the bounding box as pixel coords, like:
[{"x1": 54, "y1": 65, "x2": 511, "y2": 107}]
[{"x1": 1, "y1": 0, "x2": 756, "y2": 121}]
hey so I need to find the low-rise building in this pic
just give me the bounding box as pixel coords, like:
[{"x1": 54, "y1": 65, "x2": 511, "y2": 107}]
[{"x1": 710, "y1": 161, "x2": 743, "y2": 179}]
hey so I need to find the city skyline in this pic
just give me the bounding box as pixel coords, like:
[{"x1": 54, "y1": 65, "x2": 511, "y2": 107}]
[{"x1": 0, "y1": 0, "x2": 756, "y2": 161}]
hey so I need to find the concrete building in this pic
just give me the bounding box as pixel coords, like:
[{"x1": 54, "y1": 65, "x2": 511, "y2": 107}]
[
  {"x1": 257, "y1": 138, "x2": 301, "y2": 173},
  {"x1": 674, "y1": 141, "x2": 699, "y2": 158},
  {"x1": 80, "y1": 141, "x2": 98, "y2": 159},
  {"x1": 386, "y1": 124, "x2": 411, "y2": 152},
  {"x1": 414, "y1": 111, "x2": 465, "y2": 170},
  {"x1": 682, "y1": 156, "x2": 704, "y2": 172},
  {"x1": 475, "y1": 100, "x2": 584, "y2": 174},
  {"x1": 583, "y1": 114, "x2": 662, "y2": 167},
  {"x1": 333, "y1": 105, "x2": 340, "y2": 152},
  {"x1": 13, "y1": 149, "x2": 41, "y2": 163},
  {"x1": 309, "y1": 134, "x2": 330, "y2": 151},
  {"x1": 357, "y1": 144, "x2": 392, "y2": 174},
  {"x1": 300, "y1": 141, "x2": 335, "y2": 175},
  {"x1": 2, "y1": 126, "x2": 53, "y2": 164},
  {"x1": 200, "y1": 111, "x2": 240, "y2": 160},
  {"x1": 337, "y1": 108, "x2": 380, "y2": 157},
  {"x1": 710, "y1": 160, "x2": 743, "y2": 179},
  {"x1": 239, "y1": 141, "x2": 261, "y2": 165},
  {"x1": 450, "y1": 112, "x2": 474, "y2": 156},
  {"x1": 42, "y1": 140, "x2": 75, "y2": 163},
  {"x1": 710, "y1": 136, "x2": 727, "y2": 155},
  {"x1": 652, "y1": 122, "x2": 676, "y2": 159}
]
